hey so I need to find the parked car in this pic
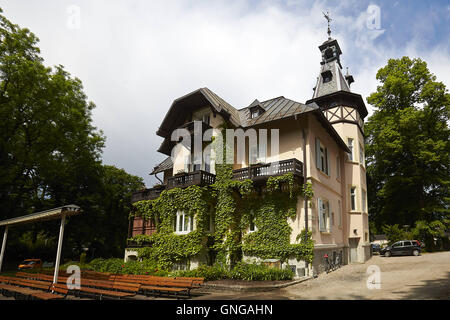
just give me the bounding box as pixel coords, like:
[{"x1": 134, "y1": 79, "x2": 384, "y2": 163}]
[
  {"x1": 18, "y1": 258, "x2": 43, "y2": 270},
  {"x1": 380, "y1": 240, "x2": 422, "y2": 257}
]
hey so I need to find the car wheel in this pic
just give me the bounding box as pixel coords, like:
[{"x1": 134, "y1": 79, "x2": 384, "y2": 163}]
[
  {"x1": 384, "y1": 251, "x2": 391, "y2": 257},
  {"x1": 412, "y1": 249, "x2": 419, "y2": 256}
]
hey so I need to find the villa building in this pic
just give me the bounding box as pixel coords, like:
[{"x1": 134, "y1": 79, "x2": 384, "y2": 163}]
[{"x1": 125, "y1": 33, "x2": 370, "y2": 276}]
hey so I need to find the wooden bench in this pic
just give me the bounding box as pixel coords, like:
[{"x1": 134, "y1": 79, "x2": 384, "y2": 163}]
[
  {"x1": 0, "y1": 282, "x2": 42, "y2": 299},
  {"x1": 0, "y1": 276, "x2": 59, "y2": 300},
  {"x1": 111, "y1": 275, "x2": 170, "y2": 284},
  {"x1": 141, "y1": 279, "x2": 194, "y2": 298},
  {"x1": 72, "y1": 279, "x2": 140, "y2": 300},
  {"x1": 30, "y1": 283, "x2": 68, "y2": 300},
  {"x1": 174, "y1": 277, "x2": 204, "y2": 287}
]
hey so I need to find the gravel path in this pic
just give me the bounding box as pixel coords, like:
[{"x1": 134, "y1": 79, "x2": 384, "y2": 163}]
[{"x1": 195, "y1": 251, "x2": 450, "y2": 300}]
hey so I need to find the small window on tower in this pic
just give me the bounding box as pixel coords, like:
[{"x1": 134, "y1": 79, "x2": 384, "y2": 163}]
[
  {"x1": 321, "y1": 70, "x2": 332, "y2": 83},
  {"x1": 324, "y1": 47, "x2": 334, "y2": 60}
]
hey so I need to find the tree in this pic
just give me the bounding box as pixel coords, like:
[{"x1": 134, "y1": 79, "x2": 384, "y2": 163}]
[
  {"x1": 0, "y1": 8, "x2": 105, "y2": 219},
  {"x1": 0, "y1": 8, "x2": 145, "y2": 263},
  {"x1": 365, "y1": 56, "x2": 450, "y2": 249}
]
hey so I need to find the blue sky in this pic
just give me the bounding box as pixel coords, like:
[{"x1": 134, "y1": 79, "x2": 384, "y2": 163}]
[{"x1": 1, "y1": 0, "x2": 449, "y2": 186}]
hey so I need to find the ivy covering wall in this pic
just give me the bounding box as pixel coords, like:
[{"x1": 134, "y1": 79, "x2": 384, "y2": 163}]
[
  {"x1": 129, "y1": 170, "x2": 314, "y2": 269},
  {"x1": 129, "y1": 125, "x2": 314, "y2": 270}
]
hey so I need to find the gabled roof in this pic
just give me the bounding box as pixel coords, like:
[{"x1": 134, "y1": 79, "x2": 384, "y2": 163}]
[
  {"x1": 155, "y1": 87, "x2": 350, "y2": 158},
  {"x1": 150, "y1": 156, "x2": 173, "y2": 175},
  {"x1": 156, "y1": 87, "x2": 240, "y2": 138}
]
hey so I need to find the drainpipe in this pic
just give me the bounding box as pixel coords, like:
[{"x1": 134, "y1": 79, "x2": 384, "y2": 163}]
[
  {"x1": 154, "y1": 172, "x2": 163, "y2": 185},
  {"x1": 302, "y1": 128, "x2": 308, "y2": 235},
  {"x1": 303, "y1": 128, "x2": 311, "y2": 276}
]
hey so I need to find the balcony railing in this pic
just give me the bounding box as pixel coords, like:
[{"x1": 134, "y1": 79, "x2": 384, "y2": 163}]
[
  {"x1": 127, "y1": 239, "x2": 153, "y2": 248},
  {"x1": 167, "y1": 170, "x2": 216, "y2": 190},
  {"x1": 131, "y1": 186, "x2": 165, "y2": 203},
  {"x1": 232, "y1": 158, "x2": 303, "y2": 181}
]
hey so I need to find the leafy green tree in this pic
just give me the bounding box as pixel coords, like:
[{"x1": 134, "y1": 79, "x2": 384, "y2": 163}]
[
  {"x1": 0, "y1": 8, "x2": 145, "y2": 263},
  {"x1": 91, "y1": 165, "x2": 144, "y2": 257},
  {"x1": 381, "y1": 224, "x2": 410, "y2": 245},
  {"x1": 365, "y1": 57, "x2": 450, "y2": 249},
  {"x1": 411, "y1": 220, "x2": 447, "y2": 251},
  {"x1": 0, "y1": 8, "x2": 105, "y2": 219}
]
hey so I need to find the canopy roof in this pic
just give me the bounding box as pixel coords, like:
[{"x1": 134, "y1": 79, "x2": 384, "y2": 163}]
[{"x1": 0, "y1": 205, "x2": 82, "y2": 227}]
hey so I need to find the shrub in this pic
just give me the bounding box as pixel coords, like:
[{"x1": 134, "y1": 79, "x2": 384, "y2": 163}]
[
  {"x1": 171, "y1": 263, "x2": 293, "y2": 281},
  {"x1": 87, "y1": 258, "x2": 169, "y2": 276},
  {"x1": 229, "y1": 262, "x2": 293, "y2": 281},
  {"x1": 58, "y1": 258, "x2": 293, "y2": 281},
  {"x1": 171, "y1": 264, "x2": 228, "y2": 281}
]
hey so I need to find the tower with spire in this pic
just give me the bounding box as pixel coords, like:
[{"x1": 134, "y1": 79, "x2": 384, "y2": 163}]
[{"x1": 307, "y1": 12, "x2": 370, "y2": 263}]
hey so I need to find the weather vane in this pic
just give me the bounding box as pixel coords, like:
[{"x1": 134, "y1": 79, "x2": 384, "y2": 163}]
[{"x1": 322, "y1": 10, "x2": 332, "y2": 39}]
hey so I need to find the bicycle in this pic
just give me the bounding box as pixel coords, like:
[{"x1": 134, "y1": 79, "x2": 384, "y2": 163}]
[
  {"x1": 334, "y1": 252, "x2": 341, "y2": 269},
  {"x1": 323, "y1": 254, "x2": 335, "y2": 273}
]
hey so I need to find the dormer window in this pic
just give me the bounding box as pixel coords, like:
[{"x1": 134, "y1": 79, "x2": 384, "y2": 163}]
[
  {"x1": 249, "y1": 106, "x2": 264, "y2": 119},
  {"x1": 321, "y1": 70, "x2": 333, "y2": 83}
]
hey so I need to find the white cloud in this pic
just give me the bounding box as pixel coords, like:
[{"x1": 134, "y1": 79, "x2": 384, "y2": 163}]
[{"x1": 1, "y1": 0, "x2": 448, "y2": 186}]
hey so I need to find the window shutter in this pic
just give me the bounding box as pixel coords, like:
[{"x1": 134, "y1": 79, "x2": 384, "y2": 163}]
[
  {"x1": 325, "y1": 148, "x2": 330, "y2": 176},
  {"x1": 329, "y1": 202, "x2": 333, "y2": 232},
  {"x1": 315, "y1": 137, "x2": 321, "y2": 170},
  {"x1": 318, "y1": 198, "x2": 324, "y2": 232}
]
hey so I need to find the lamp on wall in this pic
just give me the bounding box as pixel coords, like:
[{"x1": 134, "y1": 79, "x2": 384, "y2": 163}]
[{"x1": 353, "y1": 229, "x2": 358, "y2": 235}]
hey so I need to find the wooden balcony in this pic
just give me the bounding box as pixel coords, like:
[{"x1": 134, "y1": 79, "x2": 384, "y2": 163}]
[
  {"x1": 127, "y1": 239, "x2": 153, "y2": 248},
  {"x1": 232, "y1": 158, "x2": 303, "y2": 182},
  {"x1": 167, "y1": 170, "x2": 216, "y2": 190},
  {"x1": 131, "y1": 186, "x2": 165, "y2": 204}
]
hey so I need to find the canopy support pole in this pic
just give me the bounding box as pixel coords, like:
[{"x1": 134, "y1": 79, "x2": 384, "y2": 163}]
[
  {"x1": 0, "y1": 226, "x2": 8, "y2": 273},
  {"x1": 53, "y1": 214, "x2": 66, "y2": 284}
]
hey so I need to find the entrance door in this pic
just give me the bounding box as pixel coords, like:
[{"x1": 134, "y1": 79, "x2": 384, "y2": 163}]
[{"x1": 349, "y1": 238, "x2": 359, "y2": 263}]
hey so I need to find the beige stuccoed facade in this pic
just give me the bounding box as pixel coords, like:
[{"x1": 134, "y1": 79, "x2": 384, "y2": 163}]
[{"x1": 125, "y1": 34, "x2": 371, "y2": 275}]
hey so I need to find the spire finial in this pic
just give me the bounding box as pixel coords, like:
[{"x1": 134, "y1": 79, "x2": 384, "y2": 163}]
[{"x1": 322, "y1": 10, "x2": 332, "y2": 39}]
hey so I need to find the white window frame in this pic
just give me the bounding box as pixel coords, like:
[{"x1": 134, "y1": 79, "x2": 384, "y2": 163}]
[
  {"x1": 362, "y1": 189, "x2": 367, "y2": 213},
  {"x1": 359, "y1": 143, "x2": 365, "y2": 166},
  {"x1": 318, "y1": 198, "x2": 331, "y2": 232},
  {"x1": 175, "y1": 211, "x2": 193, "y2": 235},
  {"x1": 315, "y1": 137, "x2": 330, "y2": 175},
  {"x1": 348, "y1": 138, "x2": 354, "y2": 161},
  {"x1": 350, "y1": 187, "x2": 357, "y2": 211}
]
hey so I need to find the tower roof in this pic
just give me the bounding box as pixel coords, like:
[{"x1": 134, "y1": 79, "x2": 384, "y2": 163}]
[{"x1": 309, "y1": 15, "x2": 368, "y2": 120}]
